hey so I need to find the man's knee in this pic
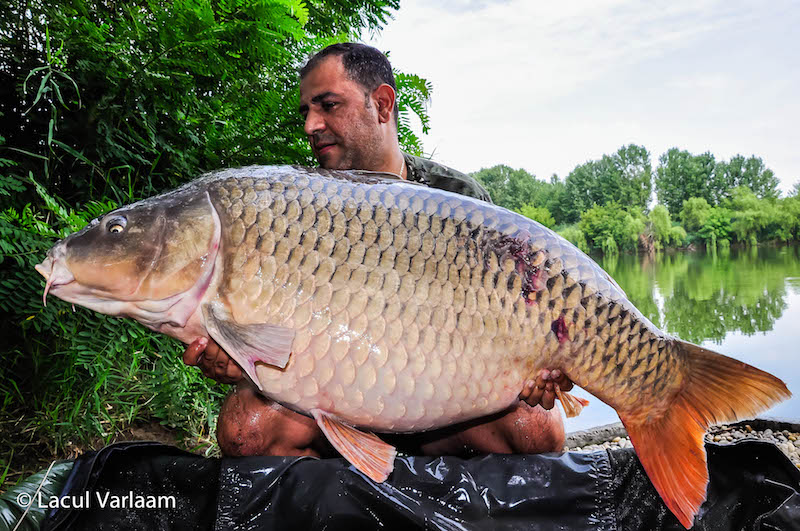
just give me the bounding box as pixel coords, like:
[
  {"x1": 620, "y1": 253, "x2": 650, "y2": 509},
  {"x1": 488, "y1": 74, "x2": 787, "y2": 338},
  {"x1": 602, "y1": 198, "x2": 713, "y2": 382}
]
[
  {"x1": 507, "y1": 403, "x2": 565, "y2": 454},
  {"x1": 216, "y1": 385, "x2": 322, "y2": 457},
  {"x1": 217, "y1": 385, "x2": 271, "y2": 456},
  {"x1": 536, "y1": 407, "x2": 566, "y2": 452}
]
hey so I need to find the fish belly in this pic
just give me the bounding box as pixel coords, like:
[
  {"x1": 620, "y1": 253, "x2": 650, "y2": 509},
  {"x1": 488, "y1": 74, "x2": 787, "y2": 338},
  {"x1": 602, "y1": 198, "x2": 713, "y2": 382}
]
[{"x1": 255, "y1": 331, "x2": 531, "y2": 433}]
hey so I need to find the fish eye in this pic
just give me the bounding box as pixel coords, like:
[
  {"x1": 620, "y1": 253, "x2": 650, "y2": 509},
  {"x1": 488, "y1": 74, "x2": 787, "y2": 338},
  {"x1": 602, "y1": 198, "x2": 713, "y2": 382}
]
[{"x1": 106, "y1": 216, "x2": 127, "y2": 234}]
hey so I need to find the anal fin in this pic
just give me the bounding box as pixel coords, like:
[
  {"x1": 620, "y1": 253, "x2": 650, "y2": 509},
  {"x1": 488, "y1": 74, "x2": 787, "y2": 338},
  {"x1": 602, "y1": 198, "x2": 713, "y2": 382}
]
[
  {"x1": 311, "y1": 409, "x2": 397, "y2": 482},
  {"x1": 555, "y1": 386, "x2": 590, "y2": 418},
  {"x1": 203, "y1": 302, "x2": 295, "y2": 390}
]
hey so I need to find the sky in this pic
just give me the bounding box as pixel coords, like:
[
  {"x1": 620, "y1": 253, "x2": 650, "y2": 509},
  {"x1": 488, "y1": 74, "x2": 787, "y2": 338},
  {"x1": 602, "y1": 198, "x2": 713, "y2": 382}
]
[{"x1": 366, "y1": 0, "x2": 800, "y2": 194}]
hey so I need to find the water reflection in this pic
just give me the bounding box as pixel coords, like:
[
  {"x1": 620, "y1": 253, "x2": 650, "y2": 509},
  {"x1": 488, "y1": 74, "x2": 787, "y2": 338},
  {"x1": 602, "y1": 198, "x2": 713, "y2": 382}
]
[
  {"x1": 601, "y1": 246, "x2": 799, "y2": 344},
  {"x1": 564, "y1": 245, "x2": 800, "y2": 432}
]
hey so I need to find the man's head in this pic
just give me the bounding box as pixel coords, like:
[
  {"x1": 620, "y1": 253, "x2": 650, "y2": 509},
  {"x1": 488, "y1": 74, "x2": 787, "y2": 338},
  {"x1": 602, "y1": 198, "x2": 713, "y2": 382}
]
[{"x1": 299, "y1": 43, "x2": 399, "y2": 170}]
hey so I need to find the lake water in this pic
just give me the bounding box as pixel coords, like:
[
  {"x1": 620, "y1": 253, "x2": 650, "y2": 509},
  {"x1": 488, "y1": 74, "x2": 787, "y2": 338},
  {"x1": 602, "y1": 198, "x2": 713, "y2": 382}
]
[{"x1": 563, "y1": 245, "x2": 800, "y2": 432}]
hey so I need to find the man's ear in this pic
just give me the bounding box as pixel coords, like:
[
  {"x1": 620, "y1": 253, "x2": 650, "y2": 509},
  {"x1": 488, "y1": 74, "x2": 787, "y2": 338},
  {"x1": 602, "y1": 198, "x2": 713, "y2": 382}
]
[{"x1": 373, "y1": 84, "x2": 396, "y2": 124}]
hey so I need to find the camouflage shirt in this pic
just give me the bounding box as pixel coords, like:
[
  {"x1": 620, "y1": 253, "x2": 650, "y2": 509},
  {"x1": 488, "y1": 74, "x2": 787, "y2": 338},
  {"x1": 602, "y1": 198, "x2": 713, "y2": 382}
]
[{"x1": 402, "y1": 153, "x2": 493, "y2": 204}]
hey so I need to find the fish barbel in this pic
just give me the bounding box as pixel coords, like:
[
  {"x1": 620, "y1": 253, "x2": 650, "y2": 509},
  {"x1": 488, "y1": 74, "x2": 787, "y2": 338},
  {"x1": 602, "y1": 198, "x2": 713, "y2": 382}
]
[{"x1": 35, "y1": 165, "x2": 790, "y2": 528}]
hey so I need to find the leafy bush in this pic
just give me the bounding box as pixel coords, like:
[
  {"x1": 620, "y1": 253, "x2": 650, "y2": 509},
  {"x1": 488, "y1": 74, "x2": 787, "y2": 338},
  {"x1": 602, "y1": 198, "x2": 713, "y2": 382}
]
[
  {"x1": 516, "y1": 203, "x2": 555, "y2": 228},
  {"x1": 698, "y1": 207, "x2": 733, "y2": 249},
  {"x1": 557, "y1": 224, "x2": 589, "y2": 253},
  {"x1": 680, "y1": 197, "x2": 712, "y2": 233},
  {"x1": 724, "y1": 187, "x2": 798, "y2": 245},
  {"x1": 579, "y1": 203, "x2": 645, "y2": 253},
  {"x1": 648, "y1": 205, "x2": 687, "y2": 249}
]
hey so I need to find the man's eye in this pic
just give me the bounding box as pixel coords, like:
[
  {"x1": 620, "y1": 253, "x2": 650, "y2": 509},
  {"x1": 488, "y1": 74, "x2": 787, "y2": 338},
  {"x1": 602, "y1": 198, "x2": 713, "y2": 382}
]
[{"x1": 322, "y1": 101, "x2": 337, "y2": 110}]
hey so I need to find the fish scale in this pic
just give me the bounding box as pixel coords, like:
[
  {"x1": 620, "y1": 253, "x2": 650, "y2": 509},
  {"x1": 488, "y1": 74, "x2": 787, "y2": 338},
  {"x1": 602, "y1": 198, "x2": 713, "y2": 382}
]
[
  {"x1": 205, "y1": 167, "x2": 661, "y2": 431},
  {"x1": 36, "y1": 165, "x2": 790, "y2": 528}
]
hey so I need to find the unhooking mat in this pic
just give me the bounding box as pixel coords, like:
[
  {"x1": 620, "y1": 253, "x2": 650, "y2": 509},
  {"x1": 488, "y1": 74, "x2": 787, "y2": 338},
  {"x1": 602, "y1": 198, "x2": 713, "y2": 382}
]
[{"x1": 13, "y1": 440, "x2": 799, "y2": 530}]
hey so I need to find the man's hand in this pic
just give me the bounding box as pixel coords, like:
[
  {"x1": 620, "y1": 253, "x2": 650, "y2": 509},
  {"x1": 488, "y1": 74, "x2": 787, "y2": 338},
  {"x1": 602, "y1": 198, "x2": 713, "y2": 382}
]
[
  {"x1": 519, "y1": 369, "x2": 573, "y2": 410},
  {"x1": 183, "y1": 337, "x2": 244, "y2": 384}
]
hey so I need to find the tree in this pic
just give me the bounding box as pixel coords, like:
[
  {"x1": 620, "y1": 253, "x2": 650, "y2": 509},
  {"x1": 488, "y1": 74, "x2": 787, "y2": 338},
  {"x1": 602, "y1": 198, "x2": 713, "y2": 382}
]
[
  {"x1": 563, "y1": 144, "x2": 652, "y2": 222},
  {"x1": 541, "y1": 175, "x2": 572, "y2": 226},
  {"x1": 680, "y1": 197, "x2": 713, "y2": 233},
  {"x1": 724, "y1": 187, "x2": 797, "y2": 244},
  {"x1": 716, "y1": 155, "x2": 780, "y2": 201},
  {"x1": 564, "y1": 159, "x2": 604, "y2": 221},
  {"x1": 579, "y1": 203, "x2": 645, "y2": 253},
  {"x1": 655, "y1": 148, "x2": 716, "y2": 215},
  {"x1": 741, "y1": 156, "x2": 780, "y2": 199},
  {"x1": 697, "y1": 207, "x2": 732, "y2": 248},
  {"x1": 1, "y1": 0, "x2": 413, "y2": 202},
  {"x1": 517, "y1": 204, "x2": 555, "y2": 228},
  {"x1": 648, "y1": 205, "x2": 687, "y2": 248},
  {"x1": 606, "y1": 144, "x2": 653, "y2": 210},
  {"x1": 472, "y1": 165, "x2": 546, "y2": 212}
]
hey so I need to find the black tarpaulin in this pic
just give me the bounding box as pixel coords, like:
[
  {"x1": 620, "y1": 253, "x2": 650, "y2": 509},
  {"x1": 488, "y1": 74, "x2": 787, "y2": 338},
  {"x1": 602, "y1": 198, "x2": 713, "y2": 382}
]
[{"x1": 41, "y1": 440, "x2": 800, "y2": 530}]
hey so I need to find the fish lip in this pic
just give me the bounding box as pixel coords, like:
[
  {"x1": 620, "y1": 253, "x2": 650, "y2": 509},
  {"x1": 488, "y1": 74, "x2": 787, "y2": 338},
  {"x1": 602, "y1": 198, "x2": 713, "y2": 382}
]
[
  {"x1": 36, "y1": 257, "x2": 76, "y2": 306},
  {"x1": 34, "y1": 260, "x2": 51, "y2": 279}
]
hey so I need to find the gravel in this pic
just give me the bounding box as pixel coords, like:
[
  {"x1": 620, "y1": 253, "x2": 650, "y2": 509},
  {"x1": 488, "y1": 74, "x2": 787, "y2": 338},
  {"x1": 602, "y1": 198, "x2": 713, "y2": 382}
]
[{"x1": 565, "y1": 420, "x2": 800, "y2": 469}]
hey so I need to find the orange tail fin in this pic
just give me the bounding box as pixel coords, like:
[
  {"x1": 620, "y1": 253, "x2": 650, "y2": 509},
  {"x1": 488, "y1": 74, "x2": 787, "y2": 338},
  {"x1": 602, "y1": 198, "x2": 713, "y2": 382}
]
[{"x1": 620, "y1": 340, "x2": 790, "y2": 529}]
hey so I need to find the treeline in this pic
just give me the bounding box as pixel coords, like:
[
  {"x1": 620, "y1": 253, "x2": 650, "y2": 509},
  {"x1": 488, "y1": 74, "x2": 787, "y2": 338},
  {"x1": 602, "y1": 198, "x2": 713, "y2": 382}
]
[{"x1": 472, "y1": 145, "x2": 800, "y2": 254}]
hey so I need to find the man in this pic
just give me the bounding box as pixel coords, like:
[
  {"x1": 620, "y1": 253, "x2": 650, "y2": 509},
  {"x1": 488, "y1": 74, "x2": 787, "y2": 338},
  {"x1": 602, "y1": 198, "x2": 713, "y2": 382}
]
[{"x1": 183, "y1": 43, "x2": 572, "y2": 459}]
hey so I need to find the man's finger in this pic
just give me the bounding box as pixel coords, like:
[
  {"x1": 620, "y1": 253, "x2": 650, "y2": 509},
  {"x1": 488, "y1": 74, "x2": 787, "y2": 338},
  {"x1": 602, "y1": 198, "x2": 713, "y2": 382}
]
[
  {"x1": 540, "y1": 388, "x2": 556, "y2": 410},
  {"x1": 224, "y1": 361, "x2": 244, "y2": 383},
  {"x1": 520, "y1": 373, "x2": 547, "y2": 407},
  {"x1": 182, "y1": 337, "x2": 208, "y2": 366},
  {"x1": 519, "y1": 379, "x2": 534, "y2": 401},
  {"x1": 550, "y1": 369, "x2": 574, "y2": 392}
]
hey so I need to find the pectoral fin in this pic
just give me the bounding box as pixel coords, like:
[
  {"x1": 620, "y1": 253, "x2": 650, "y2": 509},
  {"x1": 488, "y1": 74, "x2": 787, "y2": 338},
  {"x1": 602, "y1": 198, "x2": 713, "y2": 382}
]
[
  {"x1": 555, "y1": 386, "x2": 590, "y2": 418},
  {"x1": 203, "y1": 302, "x2": 295, "y2": 390},
  {"x1": 311, "y1": 409, "x2": 396, "y2": 482}
]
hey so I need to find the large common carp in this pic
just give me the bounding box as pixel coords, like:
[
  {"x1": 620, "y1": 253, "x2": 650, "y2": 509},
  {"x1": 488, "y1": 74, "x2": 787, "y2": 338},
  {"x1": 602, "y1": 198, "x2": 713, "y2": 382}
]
[{"x1": 36, "y1": 166, "x2": 789, "y2": 528}]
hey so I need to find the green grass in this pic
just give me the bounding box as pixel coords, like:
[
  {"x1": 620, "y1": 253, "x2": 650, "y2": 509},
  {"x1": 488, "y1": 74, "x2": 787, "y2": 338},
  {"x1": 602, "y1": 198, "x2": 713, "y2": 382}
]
[{"x1": 0, "y1": 300, "x2": 229, "y2": 492}]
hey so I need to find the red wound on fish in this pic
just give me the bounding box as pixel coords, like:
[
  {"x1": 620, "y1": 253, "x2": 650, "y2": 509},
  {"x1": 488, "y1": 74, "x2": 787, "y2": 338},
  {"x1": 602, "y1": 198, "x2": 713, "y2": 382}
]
[
  {"x1": 551, "y1": 316, "x2": 569, "y2": 343},
  {"x1": 530, "y1": 268, "x2": 548, "y2": 291},
  {"x1": 480, "y1": 231, "x2": 549, "y2": 304}
]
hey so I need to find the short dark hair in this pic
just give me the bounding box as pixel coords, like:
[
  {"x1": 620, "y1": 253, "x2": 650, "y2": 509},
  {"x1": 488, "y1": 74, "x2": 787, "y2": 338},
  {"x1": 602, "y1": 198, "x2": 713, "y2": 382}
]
[{"x1": 300, "y1": 42, "x2": 399, "y2": 127}]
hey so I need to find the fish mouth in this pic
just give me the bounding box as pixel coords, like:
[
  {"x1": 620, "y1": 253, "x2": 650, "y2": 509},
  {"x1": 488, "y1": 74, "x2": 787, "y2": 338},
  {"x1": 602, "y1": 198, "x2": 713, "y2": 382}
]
[{"x1": 35, "y1": 255, "x2": 76, "y2": 307}]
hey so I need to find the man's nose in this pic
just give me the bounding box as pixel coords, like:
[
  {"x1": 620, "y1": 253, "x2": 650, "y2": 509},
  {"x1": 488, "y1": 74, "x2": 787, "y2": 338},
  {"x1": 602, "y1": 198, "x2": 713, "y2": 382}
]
[{"x1": 304, "y1": 109, "x2": 325, "y2": 136}]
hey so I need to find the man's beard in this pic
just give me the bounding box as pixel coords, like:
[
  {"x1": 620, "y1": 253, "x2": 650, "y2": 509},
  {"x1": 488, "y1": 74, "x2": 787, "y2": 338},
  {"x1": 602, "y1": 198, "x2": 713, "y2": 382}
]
[{"x1": 312, "y1": 128, "x2": 382, "y2": 171}]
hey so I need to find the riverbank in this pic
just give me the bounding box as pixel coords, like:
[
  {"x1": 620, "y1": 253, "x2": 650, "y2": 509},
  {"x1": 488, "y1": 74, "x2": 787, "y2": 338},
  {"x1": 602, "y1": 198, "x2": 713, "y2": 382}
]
[{"x1": 566, "y1": 419, "x2": 800, "y2": 468}]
